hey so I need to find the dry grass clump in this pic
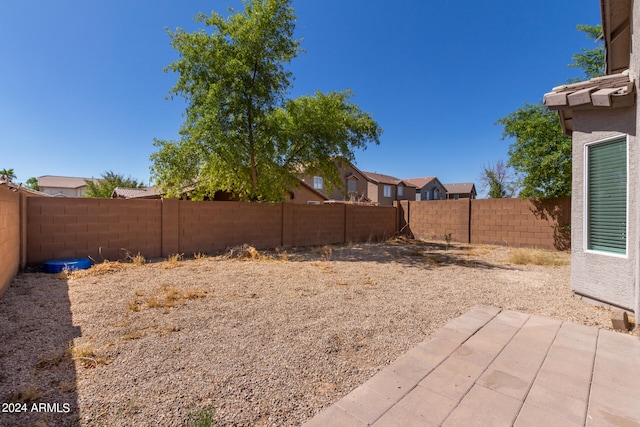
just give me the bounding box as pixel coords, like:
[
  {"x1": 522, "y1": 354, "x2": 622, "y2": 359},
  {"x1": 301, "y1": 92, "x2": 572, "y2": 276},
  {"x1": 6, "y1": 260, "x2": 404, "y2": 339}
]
[
  {"x1": 68, "y1": 342, "x2": 110, "y2": 368},
  {"x1": 123, "y1": 250, "x2": 147, "y2": 266},
  {"x1": 226, "y1": 244, "x2": 261, "y2": 260},
  {"x1": 128, "y1": 283, "x2": 207, "y2": 312},
  {"x1": 508, "y1": 248, "x2": 569, "y2": 266},
  {"x1": 35, "y1": 349, "x2": 67, "y2": 371},
  {"x1": 162, "y1": 253, "x2": 184, "y2": 269},
  {"x1": 122, "y1": 330, "x2": 144, "y2": 341},
  {"x1": 385, "y1": 235, "x2": 424, "y2": 246},
  {"x1": 10, "y1": 385, "x2": 41, "y2": 403},
  {"x1": 193, "y1": 252, "x2": 207, "y2": 261},
  {"x1": 66, "y1": 261, "x2": 132, "y2": 280},
  {"x1": 312, "y1": 245, "x2": 334, "y2": 260}
]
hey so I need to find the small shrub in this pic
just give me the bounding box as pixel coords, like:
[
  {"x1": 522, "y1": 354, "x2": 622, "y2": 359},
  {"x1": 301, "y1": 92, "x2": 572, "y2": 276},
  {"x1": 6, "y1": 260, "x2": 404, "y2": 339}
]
[
  {"x1": 444, "y1": 233, "x2": 453, "y2": 249},
  {"x1": 131, "y1": 253, "x2": 146, "y2": 266},
  {"x1": 188, "y1": 405, "x2": 215, "y2": 427},
  {"x1": 194, "y1": 252, "x2": 207, "y2": 261}
]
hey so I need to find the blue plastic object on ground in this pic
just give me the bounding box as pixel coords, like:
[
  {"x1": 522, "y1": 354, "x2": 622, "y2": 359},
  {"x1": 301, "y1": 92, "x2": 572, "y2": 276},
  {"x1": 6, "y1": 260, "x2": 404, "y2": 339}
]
[{"x1": 42, "y1": 258, "x2": 92, "y2": 273}]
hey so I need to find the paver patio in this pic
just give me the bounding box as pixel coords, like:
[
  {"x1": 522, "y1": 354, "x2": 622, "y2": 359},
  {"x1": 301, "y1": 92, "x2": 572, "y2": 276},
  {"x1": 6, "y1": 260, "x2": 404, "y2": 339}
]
[{"x1": 303, "y1": 306, "x2": 640, "y2": 426}]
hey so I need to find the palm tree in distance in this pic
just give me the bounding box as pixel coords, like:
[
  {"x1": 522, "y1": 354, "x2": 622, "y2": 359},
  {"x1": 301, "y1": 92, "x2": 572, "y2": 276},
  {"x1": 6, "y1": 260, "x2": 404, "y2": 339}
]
[{"x1": 0, "y1": 168, "x2": 16, "y2": 182}]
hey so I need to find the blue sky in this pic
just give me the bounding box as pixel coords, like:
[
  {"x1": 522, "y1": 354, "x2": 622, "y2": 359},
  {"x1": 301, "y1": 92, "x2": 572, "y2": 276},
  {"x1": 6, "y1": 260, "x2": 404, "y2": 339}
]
[{"x1": 0, "y1": 1, "x2": 601, "y2": 195}]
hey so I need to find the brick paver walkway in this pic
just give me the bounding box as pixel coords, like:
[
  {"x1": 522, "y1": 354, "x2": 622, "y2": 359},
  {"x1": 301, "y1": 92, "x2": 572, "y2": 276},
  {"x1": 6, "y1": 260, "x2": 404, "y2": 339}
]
[{"x1": 303, "y1": 306, "x2": 640, "y2": 426}]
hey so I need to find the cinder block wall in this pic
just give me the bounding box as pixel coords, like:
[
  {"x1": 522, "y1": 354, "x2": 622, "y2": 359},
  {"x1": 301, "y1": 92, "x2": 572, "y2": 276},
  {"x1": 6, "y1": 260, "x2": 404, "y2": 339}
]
[
  {"x1": 25, "y1": 199, "x2": 398, "y2": 264},
  {"x1": 407, "y1": 199, "x2": 471, "y2": 243},
  {"x1": 178, "y1": 201, "x2": 283, "y2": 254},
  {"x1": 27, "y1": 198, "x2": 163, "y2": 264},
  {"x1": 346, "y1": 205, "x2": 397, "y2": 242},
  {"x1": 470, "y1": 197, "x2": 570, "y2": 249},
  {"x1": 401, "y1": 197, "x2": 570, "y2": 250},
  {"x1": 0, "y1": 186, "x2": 20, "y2": 297},
  {"x1": 290, "y1": 204, "x2": 346, "y2": 247}
]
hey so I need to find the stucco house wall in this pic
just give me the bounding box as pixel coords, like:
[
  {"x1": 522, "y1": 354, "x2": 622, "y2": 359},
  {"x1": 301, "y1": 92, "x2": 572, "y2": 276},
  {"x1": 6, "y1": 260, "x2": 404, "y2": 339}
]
[
  {"x1": 543, "y1": 0, "x2": 639, "y2": 318},
  {"x1": 570, "y1": 108, "x2": 637, "y2": 311}
]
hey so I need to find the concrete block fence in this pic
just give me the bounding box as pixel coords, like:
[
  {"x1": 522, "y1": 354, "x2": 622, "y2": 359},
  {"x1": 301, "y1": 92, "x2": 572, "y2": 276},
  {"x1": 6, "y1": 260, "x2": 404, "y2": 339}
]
[
  {"x1": 0, "y1": 188, "x2": 569, "y2": 298},
  {"x1": 24, "y1": 198, "x2": 397, "y2": 264},
  {"x1": 398, "y1": 197, "x2": 571, "y2": 250}
]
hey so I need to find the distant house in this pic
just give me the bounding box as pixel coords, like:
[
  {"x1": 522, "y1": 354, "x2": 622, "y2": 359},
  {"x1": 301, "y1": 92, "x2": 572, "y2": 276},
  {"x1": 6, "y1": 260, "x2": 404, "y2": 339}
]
[
  {"x1": 288, "y1": 180, "x2": 329, "y2": 204},
  {"x1": 359, "y1": 171, "x2": 417, "y2": 206},
  {"x1": 111, "y1": 187, "x2": 161, "y2": 199},
  {"x1": 299, "y1": 159, "x2": 416, "y2": 206},
  {"x1": 38, "y1": 175, "x2": 99, "y2": 197},
  {"x1": 404, "y1": 177, "x2": 447, "y2": 201},
  {"x1": 0, "y1": 180, "x2": 51, "y2": 197},
  {"x1": 443, "y1": 183, "x2": 477, "y2": 200},
  {"x1": 543, "y1": 0, "x2": 638, "y2": 317}
]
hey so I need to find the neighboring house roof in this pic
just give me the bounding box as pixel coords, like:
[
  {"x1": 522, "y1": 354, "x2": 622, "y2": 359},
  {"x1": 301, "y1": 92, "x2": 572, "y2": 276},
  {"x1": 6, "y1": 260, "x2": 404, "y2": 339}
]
[
  {"x1": 38, "y1": 175, "x2": 99, "y2": 189},
  {"x1": 0, "y1": 180, "x2": 52, "y2": 197},
  {"x1": 111, "y1": 187, "x2": 161, "y2": 199},
  {"x1": 297, "y1": 179, "x2": 329, "y2": 201},
  {"x1": 403, "y1": 177, "x2": 439, "y2": 190},
  {"x1": 361, "y1": 171, "x2": 417, "y2": 188},
  {"x1": 443, "y1": 183, "x2": 476, "y2": 194},
  {"x1": 544, "y1": 71, "x2": 635, "y2": 136}
]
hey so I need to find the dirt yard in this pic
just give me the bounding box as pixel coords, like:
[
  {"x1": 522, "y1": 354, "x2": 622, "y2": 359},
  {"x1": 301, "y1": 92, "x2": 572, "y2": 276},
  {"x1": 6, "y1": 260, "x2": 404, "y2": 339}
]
[{"x1": 0, "y1": 239, "x2": 630, "y2": 426}]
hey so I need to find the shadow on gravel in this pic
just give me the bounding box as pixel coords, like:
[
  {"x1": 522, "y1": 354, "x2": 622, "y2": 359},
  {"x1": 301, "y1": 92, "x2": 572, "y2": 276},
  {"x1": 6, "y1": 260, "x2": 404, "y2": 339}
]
[
  {"x1": 281, "y1": 240, "x2": 515, "y2": 271},
  {"x1": 0, "y1": 273, "x2": 81, "y2": 427}
]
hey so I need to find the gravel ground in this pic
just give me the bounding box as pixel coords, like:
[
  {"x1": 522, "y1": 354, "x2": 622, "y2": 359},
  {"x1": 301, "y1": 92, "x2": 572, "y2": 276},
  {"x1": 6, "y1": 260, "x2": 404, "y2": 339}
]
[{"x1": 0, "y1": 239, "x2": 634, "y2": 426}]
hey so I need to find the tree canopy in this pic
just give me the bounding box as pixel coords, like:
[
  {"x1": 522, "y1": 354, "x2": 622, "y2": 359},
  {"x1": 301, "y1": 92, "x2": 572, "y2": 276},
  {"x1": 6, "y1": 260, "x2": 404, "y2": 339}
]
[
  {"x1": 479, "y1": 160, "x2": 519, "y2": 198},
  {"x1": 497, "y1": 104, "x2": 572, "y2": 199},
  {"x1": 568, "y1": 24, "x2": 604, "y2": 80},
  {"x1": 151, "y1": 0, "x2": 382, "y2": 201},
  {"x1": 84, "y1": 171, "x2": 144, "y2": 198},
  {"x1": 0, "y1": 169, "x2": 16, "y2": 182},
  {"x1": 497, "y1": 24, "x2": 604, "y2": 200},
  {"x1": 25, "y1": 177, "x2": 39, "y2": 191}
]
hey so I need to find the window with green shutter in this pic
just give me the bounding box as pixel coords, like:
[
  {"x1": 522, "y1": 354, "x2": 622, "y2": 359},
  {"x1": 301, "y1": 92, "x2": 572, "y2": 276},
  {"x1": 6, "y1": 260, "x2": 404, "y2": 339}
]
[{"x1": 586, "y1": 136, "x2": 627, "y2": 255}]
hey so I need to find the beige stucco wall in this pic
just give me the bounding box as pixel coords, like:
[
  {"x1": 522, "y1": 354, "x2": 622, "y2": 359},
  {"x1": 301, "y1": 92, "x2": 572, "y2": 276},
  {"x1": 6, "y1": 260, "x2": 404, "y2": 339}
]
[{"x1": 571, "y1": 107, "x2": 637, "y2": 312}]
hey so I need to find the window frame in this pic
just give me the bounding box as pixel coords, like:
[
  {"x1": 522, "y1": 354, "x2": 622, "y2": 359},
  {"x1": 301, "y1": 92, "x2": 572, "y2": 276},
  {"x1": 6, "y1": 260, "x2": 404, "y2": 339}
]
[
  {"x1": 383, "y1": 185, "x2": 392, "y2": 198},
  {"x1": 313, "y1": 176, "x2": 323, "y2": 190},
  {"x1": 347, "y1": 179, "x2": 357, "y2": 193},
  {"x1": 584, "y1": 135, "x2": 629, "y2": 258}
]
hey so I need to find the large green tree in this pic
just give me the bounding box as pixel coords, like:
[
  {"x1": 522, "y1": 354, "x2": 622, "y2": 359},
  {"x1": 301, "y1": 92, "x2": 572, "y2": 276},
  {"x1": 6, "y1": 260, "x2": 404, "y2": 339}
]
[
  {"x1": 150, "y1": 0, "x2": 382, "y2": 201},
  {"x1": 497, "y1": 24, "x2": 604, "y2": 200},
  {"x1": 84, "y1": 171, "x2": 144, "y2": 198},
  {"x1": 497, "y1": 104, "x2": 572, "y2": 199}
]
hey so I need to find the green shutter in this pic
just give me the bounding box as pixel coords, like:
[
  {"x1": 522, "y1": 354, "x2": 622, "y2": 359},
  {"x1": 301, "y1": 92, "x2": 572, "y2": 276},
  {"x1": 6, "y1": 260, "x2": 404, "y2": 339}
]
[{"x1": 587, "y1": 137, "x2": 627, "y2": 254}]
